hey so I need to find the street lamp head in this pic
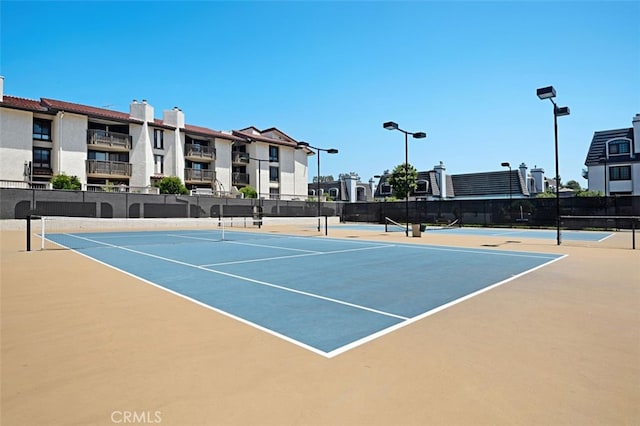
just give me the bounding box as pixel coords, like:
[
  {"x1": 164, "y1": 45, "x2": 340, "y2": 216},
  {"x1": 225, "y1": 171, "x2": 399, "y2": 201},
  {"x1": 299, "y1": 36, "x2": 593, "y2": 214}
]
[
  {"x1": 555, "y1": 106, "x2": 570, "y2": 117},
  {"x1": 412, "y1": 132, "x2": 426, "y2": 139},
  {"x1": 297, "y1": 141, "x2": 310, "y2": 148},
  {"x1": 536, "y1": 86, "x2": 556, "y2": 100},
  {"x1": 501, "y1": 162, "x2": 510, "y2": 167},
  {"x1": 327, "y1": 148, "x2": 339, "y2": 154},
  {"x1": 383, "y1": 121, "x2": 399, "y2": 130}
]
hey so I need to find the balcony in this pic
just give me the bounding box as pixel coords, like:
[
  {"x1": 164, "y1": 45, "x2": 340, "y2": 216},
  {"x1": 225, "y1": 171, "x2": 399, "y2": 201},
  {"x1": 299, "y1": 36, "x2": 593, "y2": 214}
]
[
  {"x1": 232, "y1": 172, "x2": 250, "y2": 186},
  {"x1": 185, "y1": 144, "x2": 215, "y2": 161},
  {"x1": 185, "y1": 168, "x2": 215, "y2": 183},
  {"x1": 86, "y1": 160, "x2": 132, "y2": 178},
  {"x1": 87, "y1": 129, "x2": 132, "y2": 151},
  {"x1": 232, "y1": 151, "x2": 250, "y2": 165}
]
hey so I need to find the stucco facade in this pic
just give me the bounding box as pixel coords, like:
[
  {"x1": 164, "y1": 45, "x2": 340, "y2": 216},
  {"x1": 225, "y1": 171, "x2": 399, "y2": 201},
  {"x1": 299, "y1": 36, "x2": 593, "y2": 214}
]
[{"x1": 0, "y1": 79, "x2": 310, "y2": 200}]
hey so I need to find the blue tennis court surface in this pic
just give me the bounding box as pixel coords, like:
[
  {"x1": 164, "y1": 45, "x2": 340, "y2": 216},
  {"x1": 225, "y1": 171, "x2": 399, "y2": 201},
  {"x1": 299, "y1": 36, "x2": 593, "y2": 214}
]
[
  {"x1": 45, "y1": 229, "x2": 565, "y2": 357},
  {"x1": 336, "y1": 224, "x2": 613, "y2": 242}
]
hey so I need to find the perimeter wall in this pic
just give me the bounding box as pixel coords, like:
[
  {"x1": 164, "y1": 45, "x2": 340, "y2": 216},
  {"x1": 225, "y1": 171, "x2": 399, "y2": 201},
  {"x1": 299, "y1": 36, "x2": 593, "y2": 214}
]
[{"x1": 1, "y1": 188, "x2": 639, "y2": 229}]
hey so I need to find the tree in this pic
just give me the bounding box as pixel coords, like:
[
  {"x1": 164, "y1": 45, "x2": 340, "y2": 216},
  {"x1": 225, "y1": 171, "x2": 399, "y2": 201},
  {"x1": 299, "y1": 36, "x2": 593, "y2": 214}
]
[
  {"x1": 239, "y1": 186, "x2": 257, "y2": 199},
  {"x1": 312, "y1": 175, "x2": 335, "y2": 183},
  {"x1": 51, "y1": 173, "x2": 82, "y2": 190},
  {"x1": 156, "y1": 176, "x2": 188, "y2": 194},
  {"x1": 387, "y1": 163, "x2": 418, "y2": 200},
  {"x1": 565, "y1": 180, "x2": 582, "y2": 191}
]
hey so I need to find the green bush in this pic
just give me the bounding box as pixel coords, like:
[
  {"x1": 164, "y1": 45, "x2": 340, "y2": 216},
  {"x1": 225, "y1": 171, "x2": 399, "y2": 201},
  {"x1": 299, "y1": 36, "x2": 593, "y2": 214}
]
[
  {"x1": 51, "y1": 174, "x2": 82, "y2": 190},
  {"x1": 156, "y1": 176, "x2": 188, "y2": 194},
  {"x1": 239, "y1": 186, "x2": 257, "y2": 199}
]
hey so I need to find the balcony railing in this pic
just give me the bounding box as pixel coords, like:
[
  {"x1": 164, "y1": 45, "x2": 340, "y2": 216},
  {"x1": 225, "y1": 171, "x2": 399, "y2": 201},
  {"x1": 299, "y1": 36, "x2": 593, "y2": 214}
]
[
  {"x1": 232, "y1": 151, "x2": 250, "y2": 164},
  {"x1": 184, "y1": 168, "x2": 215, "y2": 182},
  {"x1": 185, "y1": 144, "x2": 215, "y2": 160},
  {"x1": 86, "y1": 160, "x2": 132, "y2": 177},
  {"x1": 232, "y1": 172, "x2": 250, "y2": 185},
  {"x1": 87, "y1": 129, "x2": 132, "y2": 150}
]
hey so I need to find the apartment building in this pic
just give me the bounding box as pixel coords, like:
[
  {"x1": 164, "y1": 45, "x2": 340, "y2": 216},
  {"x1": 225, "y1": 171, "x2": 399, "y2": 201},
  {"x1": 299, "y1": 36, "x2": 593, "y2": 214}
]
[
  {"x1": 0, "y1": 77, "x2": 310, "y2": 200},
  {"x1": 584, "y1": 114, "x2": 640, "y2": 196}
]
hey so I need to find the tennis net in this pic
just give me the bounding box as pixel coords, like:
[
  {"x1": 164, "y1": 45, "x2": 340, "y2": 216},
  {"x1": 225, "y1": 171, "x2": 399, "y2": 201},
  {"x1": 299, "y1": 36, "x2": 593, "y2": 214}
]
[{"x1": 26, "y1": 215, "x2": 332, "y2": 251}]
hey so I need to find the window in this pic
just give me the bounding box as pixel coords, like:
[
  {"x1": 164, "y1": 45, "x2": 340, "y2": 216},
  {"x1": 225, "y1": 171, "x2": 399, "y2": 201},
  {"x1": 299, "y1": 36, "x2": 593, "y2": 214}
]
[
  {"x1": 269, "y1": 166, "x2": 279, "y2": 182},
  {"x1": 33, "y1": 148, "x2": 51, "y2": 168},
  {"x1": 416, "y1": 180, "x2": 428, "y2": 193},
  {"x1": 33, "y1": 118, "x2": 52, "y2": 141},
  {"x1": 269, "y1": 188, "x2": 280, "y2": 199},
  {"x1": 329, "y1": 188, "x2": 339, "y2": 199},
  {"x1": 608, "y1": 139, "x2": 631, "y2": 155},
  {"x1": 609, "y1": 166, "x2": 631, "y2": 181},
  {"x1": 153, "y1": 129, "x2": 164, "y2": 149},
  {"x1": 380, "y1": 183, "x2": 392, "y2": 195},
  {"x1": 269, "y1": 146, "x2": 279, "y2": 162},
  {"x1": 154, "y1": 155, "x2": 164, "y2": 175}
]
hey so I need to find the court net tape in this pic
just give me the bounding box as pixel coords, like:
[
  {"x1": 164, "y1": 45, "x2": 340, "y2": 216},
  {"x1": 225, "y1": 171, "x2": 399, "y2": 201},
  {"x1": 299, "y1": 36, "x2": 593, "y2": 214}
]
[{"x1": 26, "y1": 215, "x2": 332, "y2": 251}]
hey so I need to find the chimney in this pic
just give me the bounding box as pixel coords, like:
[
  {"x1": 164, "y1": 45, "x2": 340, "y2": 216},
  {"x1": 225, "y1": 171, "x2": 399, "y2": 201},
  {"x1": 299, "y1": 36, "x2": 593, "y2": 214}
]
[
  {"x1": 530, "y1": 166, "x2": 545, "y2": 194},
  {"x1": 434, "y1": 161, "x2": 446, "y2": 199},
  {"x1": 0, "y1": 76, "x2": 4, "y2": 102},
  {"x1": 130, "y1": 98, "x2": 154, "y2": 122},
  {"x1": 163, "y1": 106, "x2": 185, "y2": 129},
  {"x1": 519, "y1": 162, "x2": 528, "y2": 184}
]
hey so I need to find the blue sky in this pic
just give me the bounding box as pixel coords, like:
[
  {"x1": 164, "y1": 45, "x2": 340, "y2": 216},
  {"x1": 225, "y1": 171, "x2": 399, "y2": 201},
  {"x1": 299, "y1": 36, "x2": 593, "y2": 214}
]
[{"x1": 2, "y1": 1, "x2": 639, "y2": 186}]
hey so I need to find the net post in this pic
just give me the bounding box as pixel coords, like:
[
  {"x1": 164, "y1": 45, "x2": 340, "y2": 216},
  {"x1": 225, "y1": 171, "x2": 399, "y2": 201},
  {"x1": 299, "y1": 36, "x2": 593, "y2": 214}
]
[
  {"x1": 324, "y1": 216, "x2": 328, "y2": 236},
  {"x1": 41, "y1": 216, "x2": 45, "y2": 250},
  {"x1": 26, "y1": 215, "x2": 31, "y2": 251},
  {"x1": 633, "y1": 219, "x2": 636, "y2": 250}
]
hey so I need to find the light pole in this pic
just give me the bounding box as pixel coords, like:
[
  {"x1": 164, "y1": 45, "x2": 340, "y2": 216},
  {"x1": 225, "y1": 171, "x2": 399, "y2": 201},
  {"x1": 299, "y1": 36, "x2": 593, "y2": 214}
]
[
  {"x1": 296, "y1": 141, "x2": 339, "y2": 232},
  {"x1": 537, "y1": 85, "x2": 570, "y2": 246},
  {"x1": 249, "y1": 156, "x2": 273, "y2": 228},
  {"x1": 383, "y1": 121, "x2": 427, "y2": 237}
]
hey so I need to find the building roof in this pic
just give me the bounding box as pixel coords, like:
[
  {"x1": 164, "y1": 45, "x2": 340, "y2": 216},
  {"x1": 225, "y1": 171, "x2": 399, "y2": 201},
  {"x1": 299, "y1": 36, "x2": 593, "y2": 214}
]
[
  {"x1": 0, "y1": 95, "x2": 49, "y2": 113},
  {"x1": 375, "y1": 168, "x2": 528, "y2": 199},
  {"x1": 232, "y1": 128, "x2": 299, "y2": 148},
  {"x1": 41, "y1": 98, "x2": 138, "y2": 122},
  {"x1": 451, "y1": 170, "x2": 526, "y2": 197},
  {"x1": 584, "y1": 127, "x2": 634, "y2": 166}
]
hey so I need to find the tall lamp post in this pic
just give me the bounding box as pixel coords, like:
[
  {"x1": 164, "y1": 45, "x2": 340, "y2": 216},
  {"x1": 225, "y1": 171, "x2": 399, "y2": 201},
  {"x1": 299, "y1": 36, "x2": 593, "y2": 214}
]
[
  {"x1": 383, "y1": 121, "x2": 427, "y2": 237},
  {"x1": 537, "y1": 85, "x2": 570, "y2": 246},
  {"x1": 296, "y1": 141, "x2": 339, "y2": 232},
  {"x1": 249, "y1": 156, "x2": 273, "y2": 228}
]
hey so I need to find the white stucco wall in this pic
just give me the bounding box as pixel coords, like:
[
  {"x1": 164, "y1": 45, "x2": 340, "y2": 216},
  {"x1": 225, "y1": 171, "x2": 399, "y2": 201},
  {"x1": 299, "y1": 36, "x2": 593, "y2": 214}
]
[
  {"x1": 0, "y1": 108, "x2": 33, "y2": 181},
  {"x1": 214, "y1": 138, "x2": 232, "y2": 194},
  {"x1": 129, "y1": 122, "x2": 154, "y2": 187},
  {"x1": 57, "y1": 112, "x2": 88, "y2": 184}
]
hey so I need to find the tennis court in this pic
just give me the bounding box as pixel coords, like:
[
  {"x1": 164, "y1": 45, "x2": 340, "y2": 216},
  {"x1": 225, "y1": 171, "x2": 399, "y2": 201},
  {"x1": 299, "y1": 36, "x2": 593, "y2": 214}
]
[
  {"x1": 335, "y1": 223, "x2": 613, "y2": 242},
  {"x1": 42, "y1": 226, "x2": 563, "y2": 357},
  {"x1": 2, "y1": 218, "x2": 638, "y2": 425}
]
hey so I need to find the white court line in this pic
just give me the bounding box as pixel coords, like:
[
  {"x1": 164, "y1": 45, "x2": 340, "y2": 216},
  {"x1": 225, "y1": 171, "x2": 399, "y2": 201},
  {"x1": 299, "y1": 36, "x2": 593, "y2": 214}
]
[
  {"x1": 61, "y1": 234, "x2": 409, "y2": 324},
  {"x1": 47, "y1": 232, "x2": 567, "y2": 358},
  {"x1": 325, "y1": 254, "x2": 569, "y2": 358},
  {"x1": 200, "y1": 244, "x2": 391, "y2": 267}
]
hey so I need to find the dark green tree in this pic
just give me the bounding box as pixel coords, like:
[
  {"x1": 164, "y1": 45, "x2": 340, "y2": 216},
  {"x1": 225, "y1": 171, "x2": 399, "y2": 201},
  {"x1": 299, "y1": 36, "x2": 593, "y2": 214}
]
[
  {"x1": 388, "y1": 163, "x2": 418, "y2": 200},
  {"x1": 156, "y1": 176, "x2": 188, "y2": 194}
]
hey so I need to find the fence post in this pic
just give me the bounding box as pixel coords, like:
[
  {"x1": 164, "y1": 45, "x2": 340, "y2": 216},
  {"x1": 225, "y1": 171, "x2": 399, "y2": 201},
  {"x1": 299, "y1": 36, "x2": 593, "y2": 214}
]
[{"x1": 26, "y1": 215, "x2": 31, "y2": 252}]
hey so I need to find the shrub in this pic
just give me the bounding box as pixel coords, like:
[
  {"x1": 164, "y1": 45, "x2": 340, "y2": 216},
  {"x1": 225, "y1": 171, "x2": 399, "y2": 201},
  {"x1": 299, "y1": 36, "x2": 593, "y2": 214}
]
[
  {"x1": 156, "y1": 176, "x2": 188, "y2": 194},
  {"x1": 51, "y1": 173, "x2": 82, "y2": 190},
  {"x1": 239, "y1": 186, "x2": 257, "y2": 199}
]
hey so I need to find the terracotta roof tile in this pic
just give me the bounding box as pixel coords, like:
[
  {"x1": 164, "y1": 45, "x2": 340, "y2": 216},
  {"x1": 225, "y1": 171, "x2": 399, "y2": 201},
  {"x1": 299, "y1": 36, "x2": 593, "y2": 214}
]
[
  {"x1": 40, "y1": 98, "x2": 137, "y2": 122},
  {"x1": 184, "y1": 124, "x2": 243, "y2": 141},
  {"x1": 0, "y1": 95, "x2": 48, "y2": 112},
  {"x1": 232, "y1": 129, "x2": 298, "y2": 147}
]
